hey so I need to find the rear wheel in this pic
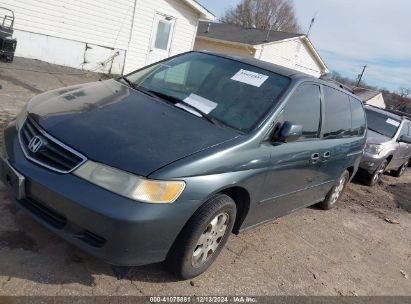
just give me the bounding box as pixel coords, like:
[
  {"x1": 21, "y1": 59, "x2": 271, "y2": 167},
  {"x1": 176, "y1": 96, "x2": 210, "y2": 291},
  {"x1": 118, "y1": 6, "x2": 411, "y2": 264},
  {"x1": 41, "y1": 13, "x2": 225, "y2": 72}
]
[
  {"x1": 165, "y1": 194, "x2": 236, "y2": 280},
  {"x1": 392, "y1": 160, "x2": 409, "y2": 177},
  {"x1": 318, "y1": 170, "x2": 349, "y2": 210},
  {"x1": 365, "y1": 159, "x2": 388, "y2": 186}
]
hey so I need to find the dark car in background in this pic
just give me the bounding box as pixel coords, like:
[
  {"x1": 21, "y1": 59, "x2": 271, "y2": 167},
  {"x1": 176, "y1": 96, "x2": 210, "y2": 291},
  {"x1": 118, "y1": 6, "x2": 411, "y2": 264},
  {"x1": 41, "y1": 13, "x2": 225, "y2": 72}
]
[
  {"x1": 0, "y1": 51, "x2": 366, "y2": 279},
  {"x1": 359, "y1": 105, "x2": 411, "y2": 186}
]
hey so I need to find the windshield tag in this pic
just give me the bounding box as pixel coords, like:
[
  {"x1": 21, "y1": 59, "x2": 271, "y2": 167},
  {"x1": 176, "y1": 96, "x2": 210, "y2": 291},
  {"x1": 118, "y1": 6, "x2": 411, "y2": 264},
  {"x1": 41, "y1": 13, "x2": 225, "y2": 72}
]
[
  {"x1": 231, "y1": 69, "x2": 269, "y2": 87},
  {"x1": 183, "y1": 94, "x2": 217, "y2": 114},
  {"x1": 386, "y1": 118, "x2": 400, "y2": 127}
]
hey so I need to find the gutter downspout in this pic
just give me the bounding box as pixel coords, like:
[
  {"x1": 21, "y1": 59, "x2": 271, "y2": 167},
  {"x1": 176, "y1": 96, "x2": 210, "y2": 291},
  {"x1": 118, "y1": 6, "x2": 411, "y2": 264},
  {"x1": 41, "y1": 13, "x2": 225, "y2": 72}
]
[{"x1": 123, "y1": 0, "x2": 139, "y2": 75}]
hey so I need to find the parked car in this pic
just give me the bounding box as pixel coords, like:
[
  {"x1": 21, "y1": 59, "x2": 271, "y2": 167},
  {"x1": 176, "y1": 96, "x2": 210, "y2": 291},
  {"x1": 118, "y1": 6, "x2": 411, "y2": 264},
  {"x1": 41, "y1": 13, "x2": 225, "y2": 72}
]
[
  {"x1": 0, "y1": 51, "x2": 366, "y2": 279},
  {"x1": 359, "y1": 105, "x2": 411, "y2": 186}
]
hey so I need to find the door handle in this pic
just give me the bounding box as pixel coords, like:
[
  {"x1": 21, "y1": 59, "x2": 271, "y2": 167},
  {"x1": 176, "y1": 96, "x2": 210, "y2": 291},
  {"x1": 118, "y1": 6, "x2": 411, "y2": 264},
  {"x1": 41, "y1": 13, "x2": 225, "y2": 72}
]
[
  {"x1": 323, "y1": 151, "x2": 331, "y2": 161},
  {"x1": 311, "y1": 153, "x2": 320, "y2": 164}
]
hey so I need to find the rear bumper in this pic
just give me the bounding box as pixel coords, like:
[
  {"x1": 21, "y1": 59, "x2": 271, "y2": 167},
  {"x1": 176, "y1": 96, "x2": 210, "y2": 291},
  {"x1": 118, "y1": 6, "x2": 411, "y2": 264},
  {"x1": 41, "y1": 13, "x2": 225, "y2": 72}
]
[{"x1": 1, "y1": 122, "x2": 200, "y2": 266}]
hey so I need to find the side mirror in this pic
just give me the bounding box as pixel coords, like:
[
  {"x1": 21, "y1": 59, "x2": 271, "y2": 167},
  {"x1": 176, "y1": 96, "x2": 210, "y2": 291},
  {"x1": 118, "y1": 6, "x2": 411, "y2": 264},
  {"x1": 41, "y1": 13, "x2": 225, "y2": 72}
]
[
  {"x1": 399, "y1": 135, "x2": 411, "y2": 144},
  {"x1": 275, "y1": 121, "x2": 303, "y2": 143}
]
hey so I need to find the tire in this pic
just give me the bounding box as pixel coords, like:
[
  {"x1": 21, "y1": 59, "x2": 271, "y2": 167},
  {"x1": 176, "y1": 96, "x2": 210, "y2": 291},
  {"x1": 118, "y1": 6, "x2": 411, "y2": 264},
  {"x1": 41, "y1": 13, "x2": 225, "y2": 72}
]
[
  {"x1": 392, "y1": 160, "x2": 409, "y2": 177},
  {"x1": 165, "y1": 194, "x2": 236, "y2": 280},
  {"x1": 364, "y1": 159, "x2": 388, "y2": 186},
  {"x1": 318, "y1": 170, "x2": 349, "y2": 210}
]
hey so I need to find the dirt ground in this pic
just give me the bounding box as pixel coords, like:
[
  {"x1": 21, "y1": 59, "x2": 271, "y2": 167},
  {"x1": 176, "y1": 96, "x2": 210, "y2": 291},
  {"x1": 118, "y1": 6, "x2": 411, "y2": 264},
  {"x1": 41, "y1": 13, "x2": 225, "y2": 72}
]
[{"x1": 0, "y1": 58, "x2": 410, "y2": 296}]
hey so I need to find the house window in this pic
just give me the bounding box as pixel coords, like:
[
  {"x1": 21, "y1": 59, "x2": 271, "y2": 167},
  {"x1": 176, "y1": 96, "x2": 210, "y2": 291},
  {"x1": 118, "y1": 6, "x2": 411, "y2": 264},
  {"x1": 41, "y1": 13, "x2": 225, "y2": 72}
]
[{"x1": 154, "y1": 20, "x2": 172, "y2": 50}]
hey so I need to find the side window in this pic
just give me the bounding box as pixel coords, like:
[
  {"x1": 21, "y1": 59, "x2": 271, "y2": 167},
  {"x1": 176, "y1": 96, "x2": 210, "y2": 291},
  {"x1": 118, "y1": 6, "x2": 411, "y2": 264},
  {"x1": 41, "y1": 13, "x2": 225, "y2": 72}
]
[
  {"x1": 323, "y1": 86, "x2": 352, "y2": 139},
  {"x1": 407, "y1": 122, "x2": 411, "y2": 136},
  {"x1": 279, "y1": 84, "x2": 321, "y2": 139},
  {"x1": 350, "y1": 97, "x2": 366, "y2": 136},
  {"x1": 399, "y1": 122, "x2": 408, "y2": 138}
]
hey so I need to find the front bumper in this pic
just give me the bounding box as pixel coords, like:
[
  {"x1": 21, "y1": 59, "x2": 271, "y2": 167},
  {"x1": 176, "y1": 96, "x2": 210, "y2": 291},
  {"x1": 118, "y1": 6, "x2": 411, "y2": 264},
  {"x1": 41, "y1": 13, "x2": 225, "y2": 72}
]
[
  {"x1": 1, "y1": 122, "x2": 200, "y2": 266},
  {"x1": 358, "y1": 151, "x2": 386, "y2": 174}
]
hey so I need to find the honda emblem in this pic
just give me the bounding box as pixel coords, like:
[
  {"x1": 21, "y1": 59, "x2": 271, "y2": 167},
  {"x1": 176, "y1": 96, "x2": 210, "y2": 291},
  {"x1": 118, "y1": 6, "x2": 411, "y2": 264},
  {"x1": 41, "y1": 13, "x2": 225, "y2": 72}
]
[{"x1": 27, "y1": 136, "x2": 43, "y2": 153}]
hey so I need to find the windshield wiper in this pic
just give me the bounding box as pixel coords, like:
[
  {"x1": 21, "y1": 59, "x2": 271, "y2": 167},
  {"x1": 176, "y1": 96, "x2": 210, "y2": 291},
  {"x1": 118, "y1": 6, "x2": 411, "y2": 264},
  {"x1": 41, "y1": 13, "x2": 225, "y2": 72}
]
[
  {"x1": 368, "y1": 127, "x2": 385, "y2": 136},
  {"x1": 119, "y1": 77, "x2": 159, "y2": 99},
  {"x1": 146, "y1": 90, "x2": 222, "y2": 127},
  {"x1": 119, "y1": 76, "x2": 136, "y2": 89}
]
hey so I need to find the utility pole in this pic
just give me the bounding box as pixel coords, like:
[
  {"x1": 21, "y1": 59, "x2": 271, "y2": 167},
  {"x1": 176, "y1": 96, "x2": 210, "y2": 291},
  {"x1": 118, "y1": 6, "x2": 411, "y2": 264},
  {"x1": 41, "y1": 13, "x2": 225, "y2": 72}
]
[
  {"x1": 306, "y1": 12, "x2": 317, "y2": 37},
  {"x1": 356, "y1": 64, "x2": 367, "y2": 87}
]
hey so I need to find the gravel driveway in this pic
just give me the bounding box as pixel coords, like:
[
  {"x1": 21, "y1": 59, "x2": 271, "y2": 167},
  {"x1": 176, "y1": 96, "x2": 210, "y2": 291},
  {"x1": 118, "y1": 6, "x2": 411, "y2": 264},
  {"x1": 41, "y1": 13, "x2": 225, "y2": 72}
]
[{"x1": 0, "y1": 58, "x2": 410, "y2": 296}]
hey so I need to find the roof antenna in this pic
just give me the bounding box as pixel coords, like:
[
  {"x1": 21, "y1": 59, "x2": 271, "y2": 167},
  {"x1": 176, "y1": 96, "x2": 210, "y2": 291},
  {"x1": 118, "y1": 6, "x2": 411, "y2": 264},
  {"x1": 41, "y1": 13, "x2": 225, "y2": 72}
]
[{"x1": 206, "y1": 22, "x2": 211, "y2": 33}]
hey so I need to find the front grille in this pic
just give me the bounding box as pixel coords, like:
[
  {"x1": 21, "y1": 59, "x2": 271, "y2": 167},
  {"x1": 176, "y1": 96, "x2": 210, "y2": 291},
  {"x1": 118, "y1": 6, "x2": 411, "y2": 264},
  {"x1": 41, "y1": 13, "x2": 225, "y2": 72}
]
[{"x1": 19, "y1": 117, "x2": 87, "y2": 173}]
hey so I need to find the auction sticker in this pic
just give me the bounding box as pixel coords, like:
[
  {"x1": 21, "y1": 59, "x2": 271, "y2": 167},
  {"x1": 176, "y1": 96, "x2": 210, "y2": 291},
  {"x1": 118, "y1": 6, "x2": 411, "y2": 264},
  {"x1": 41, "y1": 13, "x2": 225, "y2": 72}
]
[
  {"x1": 231, "y1": 69, "x2": 269, "y2": 87},
  {"x1": 386, "y1": 118, "x2": 400, "y2": 127}
]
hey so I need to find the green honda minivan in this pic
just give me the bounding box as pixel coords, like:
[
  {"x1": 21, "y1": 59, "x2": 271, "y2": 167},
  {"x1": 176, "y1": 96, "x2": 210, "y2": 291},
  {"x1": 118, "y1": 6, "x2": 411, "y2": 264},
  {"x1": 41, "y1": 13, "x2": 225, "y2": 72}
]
[{"x1": 1, "y1": 51, "x2": 366, "y2": 279}]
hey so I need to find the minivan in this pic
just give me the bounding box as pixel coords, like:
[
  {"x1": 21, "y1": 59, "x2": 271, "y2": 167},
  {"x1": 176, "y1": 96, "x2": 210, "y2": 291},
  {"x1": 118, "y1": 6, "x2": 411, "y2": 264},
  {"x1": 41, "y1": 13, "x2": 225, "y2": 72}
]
[{"x1": 0, "y1": 51, "x2": 366, "y2": 279}]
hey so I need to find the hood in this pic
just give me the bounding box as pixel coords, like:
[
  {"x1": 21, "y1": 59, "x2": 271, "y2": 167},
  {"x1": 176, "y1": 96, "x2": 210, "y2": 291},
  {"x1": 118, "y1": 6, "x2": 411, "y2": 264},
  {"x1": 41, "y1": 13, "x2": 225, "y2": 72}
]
[
  {"x1": 366, "y1": 129, "x2": 391, "y2": 145},
  {"x1": 27, "y1": 79, "x2": 239, "y2": 176}
]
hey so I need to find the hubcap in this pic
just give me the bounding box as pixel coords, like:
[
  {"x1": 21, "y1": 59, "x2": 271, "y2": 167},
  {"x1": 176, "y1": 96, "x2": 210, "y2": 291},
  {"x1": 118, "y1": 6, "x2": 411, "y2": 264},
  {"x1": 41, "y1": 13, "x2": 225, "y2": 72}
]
[
  {"x1": 192, "y1": 212, "x2": 229, "y2": 268},
  {"x1": 330, "y1": 176, "x2": 346, "y2": 204}
]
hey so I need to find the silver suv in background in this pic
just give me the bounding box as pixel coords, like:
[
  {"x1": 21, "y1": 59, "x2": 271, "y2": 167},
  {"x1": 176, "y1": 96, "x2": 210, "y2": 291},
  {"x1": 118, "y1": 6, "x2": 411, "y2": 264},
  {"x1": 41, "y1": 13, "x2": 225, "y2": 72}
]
[{"x1": 359, "y1": 105, "x2": 411, "y2": 186}]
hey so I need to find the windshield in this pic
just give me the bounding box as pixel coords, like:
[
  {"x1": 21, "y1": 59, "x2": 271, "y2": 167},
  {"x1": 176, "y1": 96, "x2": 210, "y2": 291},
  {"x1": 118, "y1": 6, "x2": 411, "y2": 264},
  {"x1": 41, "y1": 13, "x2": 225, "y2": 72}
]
[
  {"x1": 122, "y1": 52, "x2": 290, "y2": 132},
  {"x1": 365, "y1": 109, "x2": 400, "y2": 138}
]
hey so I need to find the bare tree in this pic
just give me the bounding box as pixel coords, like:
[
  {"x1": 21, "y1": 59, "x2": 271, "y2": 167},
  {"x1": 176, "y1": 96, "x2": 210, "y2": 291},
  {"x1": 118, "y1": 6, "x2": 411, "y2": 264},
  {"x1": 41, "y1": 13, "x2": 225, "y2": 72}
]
[
  {"x1": 398, "y1": 87, "x2": 410, "y2": 98},
  {"x1": 221, "y1": 0, "x2": 300, "y2": 33}
]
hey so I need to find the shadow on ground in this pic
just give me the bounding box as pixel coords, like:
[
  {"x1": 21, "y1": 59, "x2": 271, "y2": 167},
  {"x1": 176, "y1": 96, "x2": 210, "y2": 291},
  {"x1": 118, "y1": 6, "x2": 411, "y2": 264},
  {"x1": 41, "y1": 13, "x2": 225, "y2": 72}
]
[
  {"x1": 0, "y1": 192, "x2": 178, "y2": 287},
  {"x1": 389, "y1": 182, "x2": 411, "y2": 212}
]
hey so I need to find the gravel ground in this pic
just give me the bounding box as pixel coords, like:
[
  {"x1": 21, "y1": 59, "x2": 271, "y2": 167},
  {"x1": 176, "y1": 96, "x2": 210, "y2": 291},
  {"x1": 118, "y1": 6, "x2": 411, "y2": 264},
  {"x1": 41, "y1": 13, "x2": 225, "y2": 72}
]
[{"x1": 0, "y1": 58, "x2": 410, "y2": 296}]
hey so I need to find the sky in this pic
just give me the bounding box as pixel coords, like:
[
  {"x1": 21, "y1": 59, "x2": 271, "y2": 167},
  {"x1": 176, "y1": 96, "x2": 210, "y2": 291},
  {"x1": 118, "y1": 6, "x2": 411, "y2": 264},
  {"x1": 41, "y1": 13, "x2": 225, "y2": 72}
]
[{"x1": 196, "y1": 0, "x2": 411, "y2": 92}]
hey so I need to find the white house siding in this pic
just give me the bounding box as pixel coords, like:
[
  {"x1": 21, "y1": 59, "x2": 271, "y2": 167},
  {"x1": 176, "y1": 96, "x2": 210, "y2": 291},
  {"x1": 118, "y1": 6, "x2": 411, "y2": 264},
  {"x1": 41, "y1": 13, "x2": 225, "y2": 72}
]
[
  {"x1": 194, "y1": 38, "x2": 253, "y2": 58},
  {"x1": 123, "y1": 0, "x2": 200, "y2": 74},
  {"x1": 257, "y1": 38, "x2": 322, "y2": 77},
  {"x1": 365, "y1": 93, "x2": 386, "y2": 109},
  {"x1": 0, "y1": 0, "x2": 134, "y2": 73}
]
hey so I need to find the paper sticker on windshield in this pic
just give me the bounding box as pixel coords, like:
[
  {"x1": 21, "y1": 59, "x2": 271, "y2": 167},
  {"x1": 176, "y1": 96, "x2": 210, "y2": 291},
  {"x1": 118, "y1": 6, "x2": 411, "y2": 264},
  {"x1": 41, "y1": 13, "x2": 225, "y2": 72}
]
[
  {"x1": 183, "y1": 94, "x2": 217, "y2": 114},
  {"x1": 231, "y1": 69, "x2": 269, "y2": 87},
  {"x1": 386, "y1": 118, "x2": 400, "y2": 127}
]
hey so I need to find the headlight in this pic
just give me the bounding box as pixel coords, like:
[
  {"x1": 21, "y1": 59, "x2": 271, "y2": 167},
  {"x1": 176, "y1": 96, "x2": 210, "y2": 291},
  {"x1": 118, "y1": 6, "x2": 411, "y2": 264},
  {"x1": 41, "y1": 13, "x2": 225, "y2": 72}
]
[
  {"x1": 74, "y1": 161, "x2": 185, "y2": 204},
  {"x1": 15, "y1": 104, "x2": 28, "y2": 130},
  {"x1": 364, "y1": 143, "x2": 384, "y2": 155}
]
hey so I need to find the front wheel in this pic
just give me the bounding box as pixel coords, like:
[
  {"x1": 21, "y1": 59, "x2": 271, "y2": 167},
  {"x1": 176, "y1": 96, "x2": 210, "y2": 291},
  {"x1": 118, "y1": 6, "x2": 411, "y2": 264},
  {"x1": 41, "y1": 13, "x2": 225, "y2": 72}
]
[
  {"x1": 392, "y1": 160, "x2": 408, "y2": 177},
  {"x1": 165, "y1": 194, "x2": 236, "y2": 280},
  {"x1": 318, "y1": 170, "x2": 349, "y2": 210},
  {"x1": 365, "y1": 159, "x2": 388, "y2": 186}
]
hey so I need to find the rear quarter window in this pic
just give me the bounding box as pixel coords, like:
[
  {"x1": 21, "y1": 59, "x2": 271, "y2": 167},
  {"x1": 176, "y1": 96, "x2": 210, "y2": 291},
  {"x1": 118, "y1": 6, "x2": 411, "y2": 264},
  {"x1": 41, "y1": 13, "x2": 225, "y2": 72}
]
[
  {"x1": 350, "y1": 97, "x2": 366, "y2": 136},
  {"x1": 322, "y1": 86, "x2": 352, "y2": 139}
]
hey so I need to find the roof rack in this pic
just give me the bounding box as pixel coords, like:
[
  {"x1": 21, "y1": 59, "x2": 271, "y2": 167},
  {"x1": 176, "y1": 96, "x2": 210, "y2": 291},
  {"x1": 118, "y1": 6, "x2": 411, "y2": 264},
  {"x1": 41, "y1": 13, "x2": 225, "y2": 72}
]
[{"x1": 319, "y1": 75, "x2": 354, "y2": 93}]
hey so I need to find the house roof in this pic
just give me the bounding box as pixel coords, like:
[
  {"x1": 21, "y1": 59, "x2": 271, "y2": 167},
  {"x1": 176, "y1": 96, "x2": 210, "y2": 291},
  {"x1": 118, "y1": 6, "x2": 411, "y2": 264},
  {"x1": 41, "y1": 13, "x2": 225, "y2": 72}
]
[
  {"x1": 197, "y1": 21, "x2": 302, "y2": 45},
  {"x1": 352, "y1": 87, "x2": 381, "y2": 102},
  {"x1": 183, "y1": 1, "x2": 215, "y2": 20}
]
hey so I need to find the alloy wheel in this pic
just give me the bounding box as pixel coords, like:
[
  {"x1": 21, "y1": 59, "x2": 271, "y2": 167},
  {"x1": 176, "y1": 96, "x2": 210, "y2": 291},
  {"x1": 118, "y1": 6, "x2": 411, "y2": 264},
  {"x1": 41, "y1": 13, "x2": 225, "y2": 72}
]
[
  {"x1": 373, "y1": 161, "x2": 387, "y2": 183},
  {"x1": 330, "y1": 175, "x2": 346, "y2": 204},
  {"x1": 192, "y1": 212, "x2": 229, "y2": 268},
  {"x1": 400, "y1": 161, "x2": 408, "y2": 175}
]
